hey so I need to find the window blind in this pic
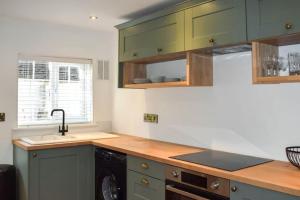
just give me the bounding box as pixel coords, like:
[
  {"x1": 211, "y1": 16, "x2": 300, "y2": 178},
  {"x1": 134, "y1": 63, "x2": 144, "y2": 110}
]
[{"x1": 18, "y1": 56, "x2": 93, "y2": 126}]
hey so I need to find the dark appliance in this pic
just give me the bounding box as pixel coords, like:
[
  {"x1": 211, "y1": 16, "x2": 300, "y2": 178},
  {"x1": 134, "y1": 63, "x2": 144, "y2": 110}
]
[
  {"x1": 0, "y1": 165, "x2": 16, "y2": 200},
  {"x1": 170, "y1": 150, "x2": 273, "y2": 172},
  {"x1": 95, "y1": 148, "x2": 126, "y2": 200},
  {"x1": 166, "y1": 165, "x2": 230, "y2": 200}
]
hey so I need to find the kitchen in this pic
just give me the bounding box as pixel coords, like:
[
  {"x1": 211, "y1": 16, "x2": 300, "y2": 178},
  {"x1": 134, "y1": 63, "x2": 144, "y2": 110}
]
[{"x1": 1, "y1": 0, "x2": 300, "y2": 200}]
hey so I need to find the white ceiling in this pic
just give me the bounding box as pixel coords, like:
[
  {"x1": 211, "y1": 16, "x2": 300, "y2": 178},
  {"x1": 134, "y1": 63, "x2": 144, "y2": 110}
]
[{"x1": 0, "y1": 0, "x2": 184, "y2": 31}]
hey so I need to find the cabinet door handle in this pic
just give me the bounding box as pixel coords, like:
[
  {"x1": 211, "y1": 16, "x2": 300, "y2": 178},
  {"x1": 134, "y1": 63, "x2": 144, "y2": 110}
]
[
  {"x1": 157, "y1": 48, "x2": 163, "y2": 53},
  {"x1": 209, "y1": 38, "x2": 215, "y2": 44},
  {"x1": 166, "y1": 185, "x2": 209, "y2": 200},
  {"x1": 141, "y1": 163, "x2": 149, "y2": 169},
  {"x1": 133, "y1": 52, "x2": 138, "y2": 57},
  {"x1": 32, "y1": 153, "x2": 37, "y2": 158},
  {"x1": 141, "y1": 178, "x2": 149, "y2": 186},
  {"x1": 285, "y1": 23, "x2": 293, "y2": 30},
  {"x1": 231, "y1": 186, "x2": 238, "y2": 192}
]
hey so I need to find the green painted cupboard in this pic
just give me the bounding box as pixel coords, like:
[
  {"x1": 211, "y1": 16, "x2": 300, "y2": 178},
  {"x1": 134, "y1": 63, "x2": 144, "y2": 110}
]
[
  {"x1": 127, "y1": 170, "x2": 165, "y2": 200},
  {"x1": 119, "y1": 11, "x2": 185, "y2": 62},
  {"x1": 14, "y1": 145, "x2": 94, "y2": 200},
  {"x1": 127, "y1": 156, "x2": 165, "y2": 200},
  {"x1": 230, "y1": 181, "x2": 300, "y2": 200},
  {"x1": 184, "y1": 0, "x2": 247, "y2": 50},
  {"x1": 247, "y1": 0, "x2": 300, "y2": 41}
]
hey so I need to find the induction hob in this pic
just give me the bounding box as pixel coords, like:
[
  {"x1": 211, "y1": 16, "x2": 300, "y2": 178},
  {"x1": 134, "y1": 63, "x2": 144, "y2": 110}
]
[{"x1": 170, "y1": 150, "x2": 273, "y2": 172}]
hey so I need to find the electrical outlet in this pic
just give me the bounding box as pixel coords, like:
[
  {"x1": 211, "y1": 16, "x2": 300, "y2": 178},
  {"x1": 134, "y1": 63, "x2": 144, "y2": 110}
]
[
  {"x1": 144, "y1": 113, "x2": 158, "y2": 123},
  {"x1": 0, "y1": 113, "x2": 5, "y2": 122}
]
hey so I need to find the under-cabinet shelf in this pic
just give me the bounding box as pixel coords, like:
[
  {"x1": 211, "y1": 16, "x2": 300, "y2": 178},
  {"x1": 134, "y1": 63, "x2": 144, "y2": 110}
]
[
  {"x1": 255, "y1": 76, "x2": 300, "y2": 84},
  {"x1": 124, "y1": 81, "x2": 188, "y2": 89},
  {"x1": 120, "y1": 52, "x2": 213, "y2": 89},
  {"x1": 252, "y1": 33, "x2": 300, "y2": 84}
]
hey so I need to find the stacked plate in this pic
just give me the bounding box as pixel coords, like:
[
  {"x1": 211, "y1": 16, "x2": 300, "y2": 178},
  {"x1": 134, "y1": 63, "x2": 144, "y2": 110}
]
[
  {"x1": 132, "y1": 76, "x2": 185, "y2": 84},
  {"x1": 132, "y1": 78, "x2": 151, "y2": 84}
]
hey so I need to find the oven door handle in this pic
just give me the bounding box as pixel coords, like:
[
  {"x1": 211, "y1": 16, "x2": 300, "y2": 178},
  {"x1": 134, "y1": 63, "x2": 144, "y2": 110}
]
[{"x1": 166, "y1": 185, "x2": 210, "y2": 200}]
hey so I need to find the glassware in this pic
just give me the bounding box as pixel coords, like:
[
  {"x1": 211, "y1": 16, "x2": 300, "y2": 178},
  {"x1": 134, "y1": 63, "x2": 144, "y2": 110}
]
[
  {"x1": 278, "y1": 57, "x2": 289, "y2": 76},
  {"x1": 264, "y1": 55, "x2": 279, "y2": 77},
  {"x1": 288, "y1": 53, "x2": 300, "y2": 75}
]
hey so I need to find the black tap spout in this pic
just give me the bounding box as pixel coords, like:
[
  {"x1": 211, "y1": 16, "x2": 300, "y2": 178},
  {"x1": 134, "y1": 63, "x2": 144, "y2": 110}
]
[{"x1": 51, "y1": 109, "x2": 68, "y2": 136}]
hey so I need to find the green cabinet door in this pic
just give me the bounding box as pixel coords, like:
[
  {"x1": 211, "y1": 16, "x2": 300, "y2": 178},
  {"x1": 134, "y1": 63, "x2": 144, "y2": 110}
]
[
  {"x1": 185, "y1": 0, "x2": 247, "y2": 50},
  {"x1": 247, "y1": 0, "x2": 300, "y2": 41},
  {"x1": 14, "y1": 145, "x2": 94, "y2": 200},
  {"x1": 127, "y1": 170, "x2": 165, "y2": 200},
  {"x1": 230, "y1": 181, "x2": 300, "y2": 200},
  {"x1": 119, "y1": 11, "x2": 185, "y2": 62}
]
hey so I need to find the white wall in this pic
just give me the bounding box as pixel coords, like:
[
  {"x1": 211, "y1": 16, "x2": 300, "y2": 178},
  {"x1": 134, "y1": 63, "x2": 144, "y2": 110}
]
[
  {"x1": 112, "y1": 42, "x2": 300, "y2": 161},
  {"x1": 0, "y1": 16, "x2": 115, "y2": 164}
]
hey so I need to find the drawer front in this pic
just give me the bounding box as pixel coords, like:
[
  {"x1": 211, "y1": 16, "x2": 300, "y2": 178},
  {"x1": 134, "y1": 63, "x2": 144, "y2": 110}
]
[
  {"x1": 247, "y1": 0, "x2": 300, "y2": 41},
  {"x1": 127, "y1": 170, "x2": 165, "y2": 200},
  {"x1": 127, "y1": 156, "x2": 165, "y2": 180},
  {"x1": 185, "y1": 0, "x2": 247, "y2": 50},
  {"x1": 119, "y1": 11, "x2": 185, "y2": 62},
  {"x1": 230, "y1": 181, "x2": 300, "y2": 200}
]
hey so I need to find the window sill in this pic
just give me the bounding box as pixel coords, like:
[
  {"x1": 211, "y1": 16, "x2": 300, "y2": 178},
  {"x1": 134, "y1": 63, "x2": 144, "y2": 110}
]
[{"x1": 13, "y1": 123, "x2": 98, "y2": 132}]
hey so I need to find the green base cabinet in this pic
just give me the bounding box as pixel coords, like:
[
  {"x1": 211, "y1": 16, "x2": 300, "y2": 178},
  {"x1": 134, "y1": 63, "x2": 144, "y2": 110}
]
[
  {"x1": 14, "y1": 145, "x2": 94, "y2": 200},
  {"x1": 230, "y1": 181, "x2": 300, "y2": 200},
  {"x1": 119, "y1": 11, "x2": 185, "y2": 62},
  {"x1": 127, "y1": 156, "x2": 165, "y2": 200},
  {"x1": 185, "y1": 0, "x2": 247, "y2": 50},
  {"x1": 247, "y1": 0, "x2": 300, "y2": 41}
]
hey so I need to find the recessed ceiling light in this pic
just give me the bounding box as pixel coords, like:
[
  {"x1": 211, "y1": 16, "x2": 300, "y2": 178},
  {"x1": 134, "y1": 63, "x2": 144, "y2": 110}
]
[{"x1": 89, "y1": 16, "x2": 98, "y2": 20}]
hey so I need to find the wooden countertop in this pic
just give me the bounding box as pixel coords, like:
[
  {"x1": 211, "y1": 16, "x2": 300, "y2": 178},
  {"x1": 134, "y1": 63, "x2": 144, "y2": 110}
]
[{"x1": 13, "y1": 133, "x2": 300, "y2": 196}]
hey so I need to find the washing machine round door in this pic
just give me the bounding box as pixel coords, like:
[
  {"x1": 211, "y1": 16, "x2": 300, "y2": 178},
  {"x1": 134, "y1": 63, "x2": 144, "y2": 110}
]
[
  {"x1": 102, "y1": 175, "x2": 119, "y2": 200},
  {"x1": 97, "y1": 170, "x2": 121, "y2": 200}
]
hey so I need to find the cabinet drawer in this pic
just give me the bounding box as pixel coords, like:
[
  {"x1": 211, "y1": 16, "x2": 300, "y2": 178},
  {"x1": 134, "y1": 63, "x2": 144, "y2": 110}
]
[
  {"x1": 185, "y1": 0, "x2": 247, "y2": 50},
  {"x1": 230, "y1": 181, "x2": 300, "y2": 200},
  {"x1": 127, "y1": 156, "x2": 165, "y2": 180},
  {"x1": 127, "y1": 170, "x2": 165, "y2": 200}
]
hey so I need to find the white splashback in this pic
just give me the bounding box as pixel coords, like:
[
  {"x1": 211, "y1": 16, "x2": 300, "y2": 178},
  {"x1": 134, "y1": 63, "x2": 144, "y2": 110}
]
[{"x1": 112, "y1": 45, "x2": 300, "y2": 161}]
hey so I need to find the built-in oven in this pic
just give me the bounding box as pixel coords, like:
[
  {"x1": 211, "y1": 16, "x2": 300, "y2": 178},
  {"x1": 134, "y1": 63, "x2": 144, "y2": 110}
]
[{"x1": 165, "y1": 166, "x2": 230, "y2": 200}]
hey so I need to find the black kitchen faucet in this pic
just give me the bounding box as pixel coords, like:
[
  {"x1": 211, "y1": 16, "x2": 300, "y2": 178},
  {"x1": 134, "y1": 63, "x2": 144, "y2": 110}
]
[{"x1": 51, "y1": 109, "x2": 68, "y2": 136}]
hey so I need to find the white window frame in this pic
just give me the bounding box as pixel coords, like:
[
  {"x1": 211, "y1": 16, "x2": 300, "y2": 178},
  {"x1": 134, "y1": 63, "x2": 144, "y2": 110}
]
[{"x1": 17, "y1": 54, "x2": 94, "y2": 127}]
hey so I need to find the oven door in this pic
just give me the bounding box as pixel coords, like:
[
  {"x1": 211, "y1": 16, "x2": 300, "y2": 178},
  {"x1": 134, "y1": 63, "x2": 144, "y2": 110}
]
[{"x1": 166, "y1": 181, "x2": 229, "y2": 200}]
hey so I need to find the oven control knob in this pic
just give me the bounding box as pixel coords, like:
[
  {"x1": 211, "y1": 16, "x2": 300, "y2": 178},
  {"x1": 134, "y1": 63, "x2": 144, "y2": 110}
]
[
  {"x1": 210, "y1": 182, "x2": 220, "y2": 190},
  {"x1": 172, "y1": 171, "x2": 179, "y2": 178}
]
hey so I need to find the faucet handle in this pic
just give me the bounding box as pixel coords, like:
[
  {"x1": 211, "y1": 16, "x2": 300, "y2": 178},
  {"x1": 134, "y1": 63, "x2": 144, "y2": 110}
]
[
  {"x1": 65, "y1": 125, "x2": 69, "y2": 132},
  {"x1": 59, "y1": 125, "x2": 62, "y2": 133}
]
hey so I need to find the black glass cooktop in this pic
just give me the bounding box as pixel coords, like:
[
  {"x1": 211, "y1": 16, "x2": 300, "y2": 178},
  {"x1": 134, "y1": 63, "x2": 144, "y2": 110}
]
[{"x1": 170, "y1": 150, "x2": 273, "y2": 172}]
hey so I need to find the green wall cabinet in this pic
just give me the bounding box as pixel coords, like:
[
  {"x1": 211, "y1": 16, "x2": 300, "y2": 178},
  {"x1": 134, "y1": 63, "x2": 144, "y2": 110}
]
[
  {"x1": 247, "y1": 0, "x2": 300, "y2": 41},
  {"x1": 119, "y1": 11, "x2": 185, "y2": 62},
  {"x1": 230, "y1": 181, "x2": 300, "y2": 200},
  {"x1": 14, "y1": 145, "x2": 94, "y2": 200},
  {"x1": 185, "y1": 0, "x2": 247, "y2": 50}
]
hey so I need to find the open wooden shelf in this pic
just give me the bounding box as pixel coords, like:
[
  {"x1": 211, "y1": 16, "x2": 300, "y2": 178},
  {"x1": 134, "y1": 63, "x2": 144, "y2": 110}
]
[
  {"x1": 124, "y1": 81, "x2": 188, "y2": 89},
  {"x1": 120, "y1": 52, "x2": 213, "y2": 89},
  {"x1": 252, "y1": 34, "x2": 300, "y2": 84},
  {"x1": 255, "y1": 76, "x2": 300, "y2": 84}
]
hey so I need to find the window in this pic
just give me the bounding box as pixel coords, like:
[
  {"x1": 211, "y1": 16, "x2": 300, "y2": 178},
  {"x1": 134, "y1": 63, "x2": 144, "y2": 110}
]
[{"x1": 18, "y1": 55, "x2": 93, "y2": 126}]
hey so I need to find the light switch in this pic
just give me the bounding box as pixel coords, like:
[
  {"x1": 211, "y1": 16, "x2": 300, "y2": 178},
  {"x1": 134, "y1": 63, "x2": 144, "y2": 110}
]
[
  {"x1": 144, "y1": 113, "x2": 158, "y2": 123},
  {"x1": 0, "y1": 113, "x2": 5, "y2": 122}
]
